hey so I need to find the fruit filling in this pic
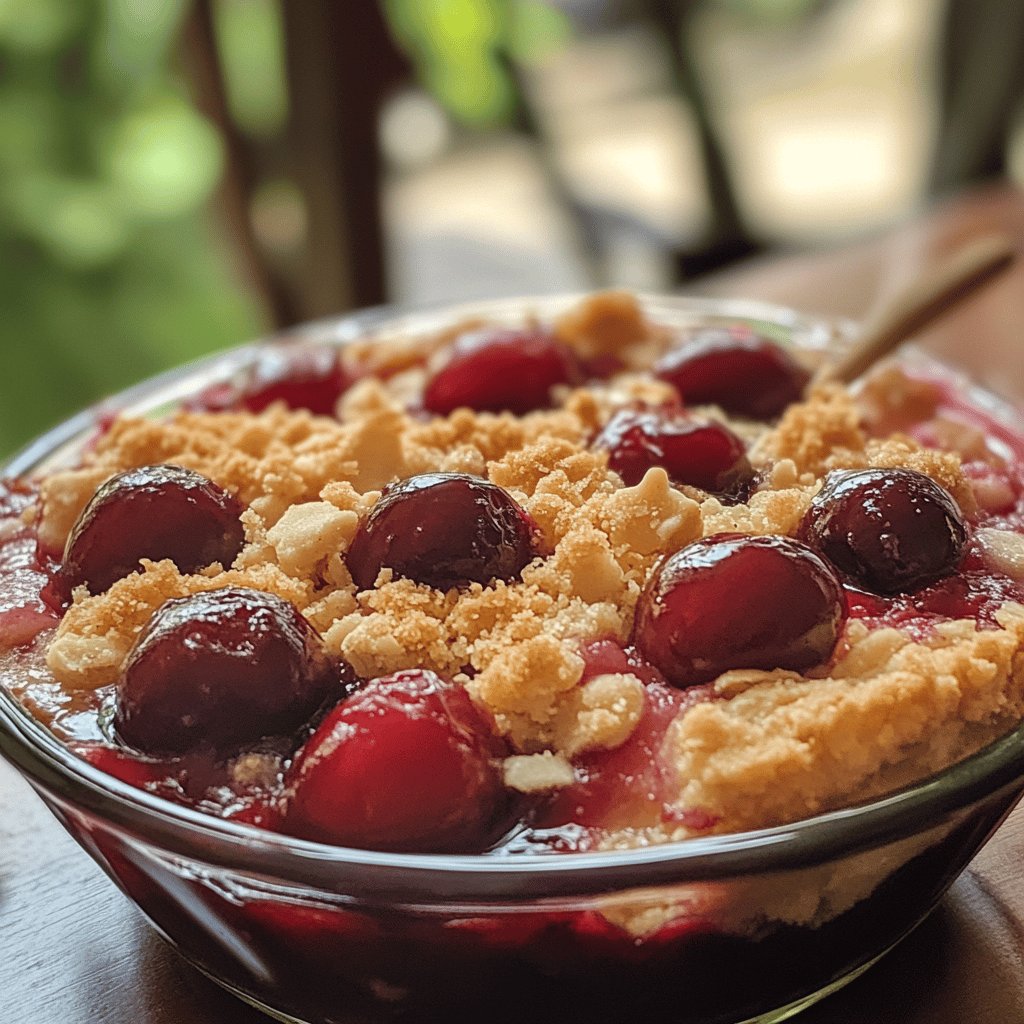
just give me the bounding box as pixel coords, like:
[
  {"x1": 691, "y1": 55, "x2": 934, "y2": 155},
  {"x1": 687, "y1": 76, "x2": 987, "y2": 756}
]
[{"x1": 4, "y1": 291, "x2": 1024, "y2": 857}]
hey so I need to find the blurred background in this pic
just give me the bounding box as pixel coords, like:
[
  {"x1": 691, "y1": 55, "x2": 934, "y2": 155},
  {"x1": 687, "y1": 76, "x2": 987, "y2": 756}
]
[{"x1": 2, "y1": 0, "x2": 1022, "y2": 456}]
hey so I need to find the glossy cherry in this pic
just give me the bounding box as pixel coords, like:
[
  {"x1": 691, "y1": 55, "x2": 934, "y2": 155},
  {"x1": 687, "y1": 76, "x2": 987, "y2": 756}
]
[
  {"x1": 188, "y1": 344, "x2": 351, "y2": 416},
  {"x1": 284, "y1": 669, "x2": 514, "y2": 853},
  {"x1": 593, "y1": 405, "x2": 754, "y2": 498},
  {"x1": 798, "y1": 468, "x2": 968, "y2": 595},
  {"x1": 655, "y1": 327, "x2": 810, "y2": 420},
  {"x1": 633, "y1": 533, "x2": 846, "y2": 687},
  {"x1": 423, "y1": 328, "x2": 582, "y2": 416},
  {"x1": 61, "y1": 465, "x2": 245, "y2": 595},
  {"x1": 346, "y1": 472, "x2": 537, "y2": 591},
  {"x1": 241, "y1": 344, "x2": 351, "y2": 416},
  {"x1": 115, "y1": 587, "x2": 344, "y2": 754}
]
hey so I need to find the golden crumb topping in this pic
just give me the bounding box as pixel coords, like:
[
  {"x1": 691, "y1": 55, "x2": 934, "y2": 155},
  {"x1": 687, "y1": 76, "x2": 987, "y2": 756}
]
[{"x1": 667, "y1": 605, "x2": 1024, "y2": 833}]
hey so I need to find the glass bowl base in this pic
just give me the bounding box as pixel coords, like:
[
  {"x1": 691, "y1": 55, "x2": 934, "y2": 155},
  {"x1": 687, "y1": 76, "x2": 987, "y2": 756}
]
[{"x1": 187, "y1": 934, "x2": 902, "y2": 1024}]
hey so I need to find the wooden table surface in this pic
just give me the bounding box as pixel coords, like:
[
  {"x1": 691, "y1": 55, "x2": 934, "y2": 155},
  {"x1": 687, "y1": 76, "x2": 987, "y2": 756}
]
[{"x1": 5, "y1": 182, "x2": 1024, "y2": 1023}]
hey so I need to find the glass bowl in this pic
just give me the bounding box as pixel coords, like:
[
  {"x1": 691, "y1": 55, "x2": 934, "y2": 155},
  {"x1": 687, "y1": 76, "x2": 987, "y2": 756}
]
[{"x1": 3, "y1": 295, "x2": 1024, "y2": 1024}]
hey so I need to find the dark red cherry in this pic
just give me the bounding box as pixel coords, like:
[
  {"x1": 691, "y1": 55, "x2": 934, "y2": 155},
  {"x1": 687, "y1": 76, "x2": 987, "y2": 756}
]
[
  {"x1": 346, "y1": 472, "x2": 537, "y2": 591},
  {"x1": 633, "y1": 533, "x2": 846, "y2": 687},
  {"x1": 115, "y1": 587, "x2": 345, "y2": 754},
  {"x1": 593, "y1": 406, "x2": 754, "y2": 499},
  {"x1": 655, "y1": 327, "x2": 810, "y2": 420},
  {"x1": 284, "y1": 669, "x2": 513, "y2": 853},
  {"x1": 61, "y1": 465, "x2": 245, "y2": 594},
  {"x1": 186, "y1": 345, "x2": 351, "y2": 416},
  {"x1": 798, "y1": 468, "x2": 968, "y2": 595},
  {"x1": 423, "y1": 328, "x2": 582, "y2": 416},
  {"x1": 242, "y1": 344, "x2": 351, "y2": 416}
]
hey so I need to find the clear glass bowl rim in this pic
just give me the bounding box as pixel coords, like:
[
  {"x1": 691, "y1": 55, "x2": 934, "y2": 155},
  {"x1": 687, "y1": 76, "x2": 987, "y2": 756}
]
[{"x1": 3, "y1": 291, "x2": 1024, "y2": 903}]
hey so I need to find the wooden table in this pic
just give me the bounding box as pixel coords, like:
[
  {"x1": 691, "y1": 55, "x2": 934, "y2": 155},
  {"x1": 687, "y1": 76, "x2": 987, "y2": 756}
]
[{"x1": 5, "y1": 182, "x2": 1024, "y2": 1023}]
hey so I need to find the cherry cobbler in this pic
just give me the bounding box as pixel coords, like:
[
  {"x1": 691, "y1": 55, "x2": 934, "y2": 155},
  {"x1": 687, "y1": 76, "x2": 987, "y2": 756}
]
[{"x1": 4, "y1": 291, "x2": 1024, "y2": 861}]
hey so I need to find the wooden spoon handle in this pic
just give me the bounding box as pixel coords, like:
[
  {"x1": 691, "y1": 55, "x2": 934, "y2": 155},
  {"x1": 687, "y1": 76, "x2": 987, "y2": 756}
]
[{"x1": 810, "y1": 234, "x2": 1016, "y2": 390}]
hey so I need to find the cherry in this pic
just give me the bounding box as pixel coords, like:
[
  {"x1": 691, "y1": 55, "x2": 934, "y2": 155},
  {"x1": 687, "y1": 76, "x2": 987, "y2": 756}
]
[
  {"x1": 423, "y1": 328, "x2": 582, "y2": 416},
  {"x1": 115, "y1": 587, "x2": 345, "y2": 754},
  {"x1": 60, "y1": 465, "x2": 245, "y2": 595},
  {"x1": 346, "y1": 472, "x2": 537, "y2": 591},
  {"x1": 240, "y1": 344, "x2": 351, "y2": 416},
  {"x1": 284, "y1": 669, "x2": 514, "y2": 853},
  {"x1": 593, "y1": 405, "x2": 754, "y2": 499},
  {"x1": 187, "y1": 344, "x2": 351, "y2": 416},
  {"x1": 798, "y1": 468, "x2": 968, "y2": 595},
  {"x1": 633, "y1": 533, "x2": 846, "y2": 688},
  {"x1": 654, "y1": 327, "x2": 810, "y2": 420}
]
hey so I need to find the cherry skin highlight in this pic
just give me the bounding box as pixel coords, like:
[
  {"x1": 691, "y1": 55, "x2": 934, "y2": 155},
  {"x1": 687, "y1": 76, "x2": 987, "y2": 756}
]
[
  {"x1": 633, "y1": 533, "x2": 846, "y2": 688},
  {"x1": 593, "y1": 405, "x2": 754, "y2": 499},
  {"x1": 60, "y1": 465, "x2": 245, "y2": 595},
  {"x1": 654, "y1": 327, "x2": 810, "y2": 420},
  {"x1": 798, "y1": 468, "x2": 968, "y2": 595},
  {"x1": 423, "y1": 328, "x2": 582, "y2": 416},
  {"x1": 284, "y1": 669, "x2": 514, "y2": 853},
  {"x1": 115, "y1": 587, "x2": 345, "y2": 754},
  {"x1": 346, "y1": 472, "x2": 537, "y2": 591}
]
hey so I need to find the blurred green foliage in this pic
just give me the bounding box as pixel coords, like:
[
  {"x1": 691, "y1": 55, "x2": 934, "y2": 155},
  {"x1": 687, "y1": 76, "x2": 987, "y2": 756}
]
[
  {"x1": 382, "y1": 0, "x2": 820, "y2": 128},
  {"x1": 384, "y1": 0, "x2": 571, "y2": 126},
  {"x1": 212, "y1": 0, "x2": 286, "y2": 137},
  {"x1": 0, "y1": 0, "x2": 260, "y2": 459}
]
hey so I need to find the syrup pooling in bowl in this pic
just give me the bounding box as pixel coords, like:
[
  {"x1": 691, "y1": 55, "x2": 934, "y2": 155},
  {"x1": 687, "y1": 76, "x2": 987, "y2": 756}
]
[{"x1": 6, "y1": 293, "x2": 1024, "y2": 860}]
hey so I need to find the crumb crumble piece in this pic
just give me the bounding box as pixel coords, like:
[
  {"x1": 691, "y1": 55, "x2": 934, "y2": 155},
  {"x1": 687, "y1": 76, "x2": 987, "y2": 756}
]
[
  {"x1": 553, "y1": 672, "x2": 645, "y2": 756},
  {"x1": 266, "y1": 501, "x2": 359, "y2": 578},
  {"x1": 553, "y1": 289, "x2": 655, "y2": 363},
  {"x1": 231, "y1": 751, "x2": 281, "y2": 789},
  {"x1": 503, "y1": 751, "x2": 575, "y2": 792}
]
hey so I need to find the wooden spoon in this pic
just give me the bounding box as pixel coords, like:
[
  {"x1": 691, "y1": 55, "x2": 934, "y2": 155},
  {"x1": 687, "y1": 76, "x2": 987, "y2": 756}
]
[{"x1": 808, "y1": 234, "x2": 1016, "y2": 391}]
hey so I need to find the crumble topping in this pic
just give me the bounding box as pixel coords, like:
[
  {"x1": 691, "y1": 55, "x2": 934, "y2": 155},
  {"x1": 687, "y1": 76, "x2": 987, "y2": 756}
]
[
  {"x1": 31, "y1": 291, "x2": 1024, "y2": 843},
  {"x1": 552, "y1": 289, "x2": 664, "y2": 366},
  {"x1": 666, "y1": 604, "x2": 1024, "y2": 834},
  {"x1": 976, "y1": 528, "x2": 1024, "y2": 581}
]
